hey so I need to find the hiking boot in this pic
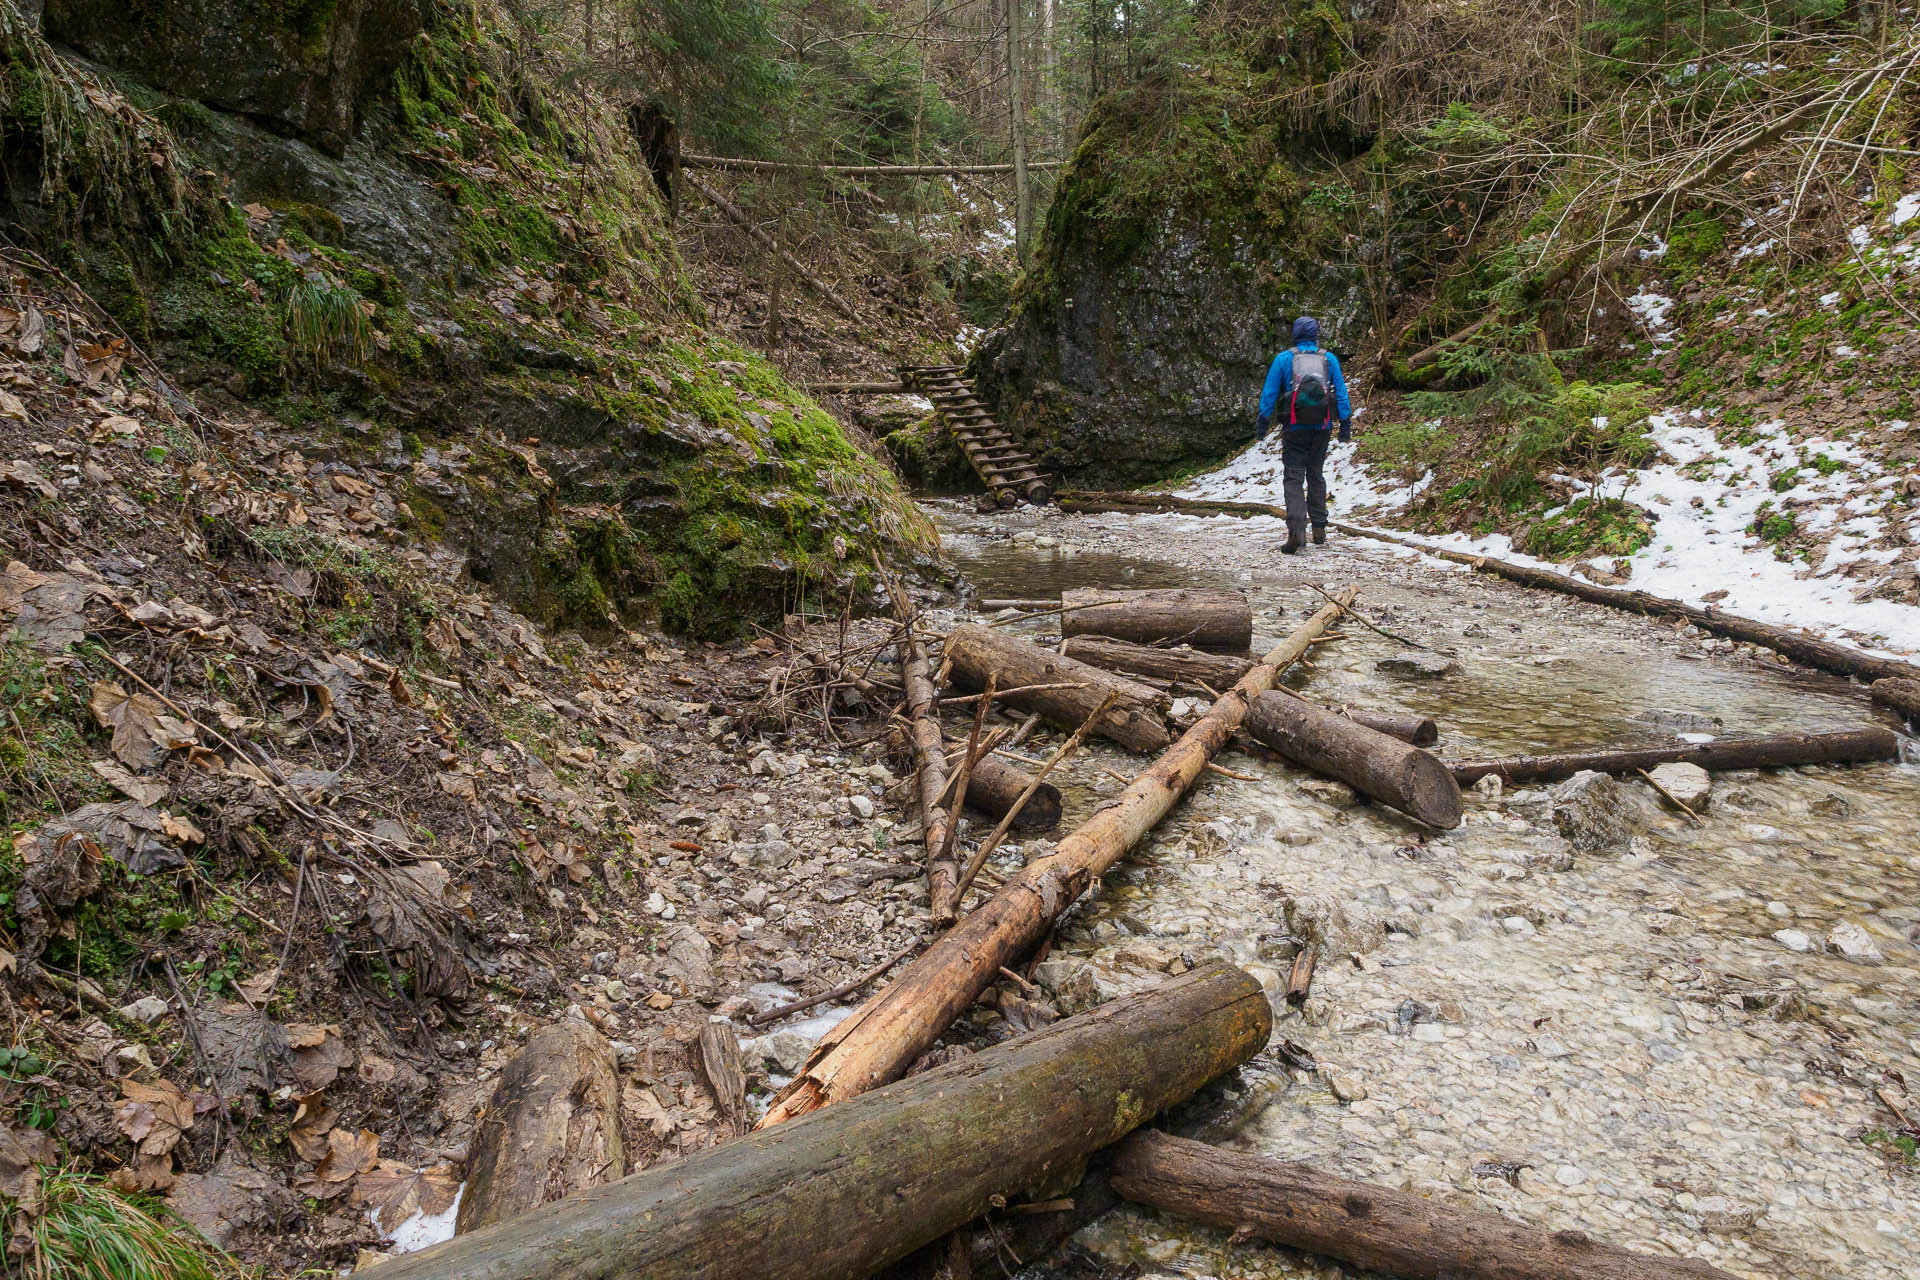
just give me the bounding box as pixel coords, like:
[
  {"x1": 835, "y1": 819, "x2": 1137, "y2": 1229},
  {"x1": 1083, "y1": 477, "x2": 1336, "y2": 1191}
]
[
  {"x1": 1283, "y1": 525, "x2": 1307, "y2": 555},
  {"x1": 1312, "y1": 525, "x2": 1328, "y2": 545}
]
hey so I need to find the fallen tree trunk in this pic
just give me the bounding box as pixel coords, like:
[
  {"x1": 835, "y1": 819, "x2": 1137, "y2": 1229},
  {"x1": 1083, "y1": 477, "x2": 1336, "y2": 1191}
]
[
  {"x1": 1111, "y1": 1130, "x2": 1738, "y2": 1280},
  {"x1": 1450, "y1": 727, "x2": 1901, "y2": 786},
  {"x1": 456, "y1": 1021, "x2": 625, "y2": 1234},
  {"x1": 1061, "y1": 636, "x2": 1438, "y2": 745},
  {"x1": 1055, "y1": 490, "x2": 1920, "y2": 686},
  {"x1": 1059, "y1": 588, "x2": 1254, "y2": 653},
  {"x1": 943, "y1": 741, "x2": 1062, "y2": 831},
  {"x1": 893, "y1": 602, "x2": 961, "y2": 923},
  {"x1": 380, "y1": 966, "x2": 1272, "y2": 1280},
  {"x1": 681, "y1": 153, "x2": 1066, "y2": 177},
  {"x1": 1872, "y1": 677, "x2": 1920, "y2": 729},
  {"x1": 943, "y1": 624, "x2": 1171, "y2": 753},
  {"x1": 1061, "y1": 635, "x2": 1255, "y2": 689},
  {"x1": 758, "y1": 589, "x2": 1355, "y2": 1128},
  {"x1": 1246, "y1": 692, "x2": 1462, "y2": 828},
  {"x1": 977, "y1": 598, "x2": 1056, "y2": 613}
]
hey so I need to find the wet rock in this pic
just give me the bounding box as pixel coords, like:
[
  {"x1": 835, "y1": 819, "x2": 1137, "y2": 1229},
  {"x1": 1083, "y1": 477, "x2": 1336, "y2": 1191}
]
[
  {"x1": 1373, "y1": 653, "x2": 1460, "y2": 680},
  {"x1": 742, "y1": 1030, "x2": 812, "y2": 1075},
  {"x1": 1328, "y1": 1072, "x2": 1367, "y2": 1102},
  {"x1": 1646, "y1": 762, "x2": 1712, "y2": 811},
  {"x1": 1771, "y1": 928, "x2": 1814, "y2": 952},
  {"x1": 1297, "y1": 778, "x2": 1361, "y2": 808},
  {"x1": 1532, "y1": 1033, "x2": 1572, "y2": 1058},
  {"x1": 1824, "y1": 921, "x2": 1884, "y2": 963},
  {"x1": 1631, "y1": 709, "x2": 1723, "y2": 736},
  {"x1": 1693, "y1": 1195, "x2": 1764, "y2": 1234},
  {"x1": 1809, "y1": 792, "x2": 1853, "y2": 817},
  {"x1": 1501, "y1": 915, "x2": 1537, "y2": 938},
  {"x1": 1550, "y1": 770, "x2": 1644, "y2": 853},
  {"x1": 1283, "y1": 895, "x2": 1386, "y2": 956}
]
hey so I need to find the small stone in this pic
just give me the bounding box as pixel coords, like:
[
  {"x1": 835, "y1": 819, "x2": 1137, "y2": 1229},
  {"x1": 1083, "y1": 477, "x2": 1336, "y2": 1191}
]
[
  {"x1": 1412, "y1": 1023, "x2": 1447, "y2": 1043},
  {"x1": 1825, "y1": 921, "x2": 1884, "y2": 963},
  {"x1": 1695, "y1": 1195, "x2": 1763, "y2": 1234},
  {"x1": 1329, "y1": 1073, "x2": 1367, "y2": 1102},
  {"x1": 603, "y1": 980, "x2": 629, "y2": 1002},
  {"x1": 1533, "y1": 1034, "x2": 1572, "y2": 1058},
  {"x1": 750, "y1": 751, "x2": 777, "y2": 777},
  {"x1": 742, "y1": 885, "x2": 769, "y2": 910},
  {"x1": 119, "y1": 996, "x2": 171, "y2": 1024},
  {"x1": 1550, "y1": 770, "x2": 1643, "y2": 853},
  {"x1": 1646, "y1": 762, "x2": 1712, "y2": 811},
  {"x1": 610, "y1": 1040, "x2": 638, "y2": 1063},
  {"x1": 1554, "y1": 1165, "x2": 1586, "y2": 1187},
  {"x1": 848, "y1": 794, "x2": 875, "y2": 820},
  {"x1": 1374, "y1": 653, "x2": 1460, "y2": 680},
  {"x1": 645, "y1": 891, "x2": 669, "y2": 915},
  {"x1": 1772, "y1": 928, "x2": 1813, "y2": 952},
  {"x1": 758, "y1": 822, "x2": 784, "y2": 842},
  {"x1": 1501, "y1": 915, "x2": 1537, "y2": 938}
]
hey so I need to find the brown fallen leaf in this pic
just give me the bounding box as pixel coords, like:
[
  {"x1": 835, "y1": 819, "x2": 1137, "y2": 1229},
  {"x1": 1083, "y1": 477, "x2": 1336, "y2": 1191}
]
[
  {"x1": 293, "y1": 1127, "x2": 379, "y2": 1200},
  {"x1": 0, "y1": 1122, "x2": 55, "y2": 1203},
  {"x1": 233, "y1": 967, "x2": 280, "y2": 1009},
  {"x1": 288, "y1": 1092, "x2": 336, "y2": 1162},
  {"x1": 354, "y1": 1160, "x2": 460, "y2": 1231},
  {"x1": 90, "y1": 759, "x2": 168, "y2": 807},
  {"x1": 116, "y1": 1077, "x2": 195, "y2": 1159},
  {"x1": 88, "y1": 681, "x2": 196, "y2": 770},
  {"x1": 288, "y1": 1027, "x2": 352, "y2": 1092}
]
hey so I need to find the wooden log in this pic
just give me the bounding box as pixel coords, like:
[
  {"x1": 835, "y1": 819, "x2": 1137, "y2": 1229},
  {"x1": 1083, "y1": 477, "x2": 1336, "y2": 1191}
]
[
  {"x1": 1061, "y1": 635, "x2": 1255, "y2": 688},
  {"x1": 695, "y1": 1023, "x2": 747, "y2": 1137},
  {"x1": 1246, "y1": 691, "x2": 1462, "y2": 829},
  {"x1": 942, "y1": 624, "x2": 1171, "y2": 753},
  {"x1": 1450, "y1": 727, "x2": 1901, "y2": 786},
  {"x1": 977, "y1": 598, "x2": 1056, "y2": 613},
  {"x1": 1060, "y1": 588, "x2": 1253, "y2": 652},
  {"x1": 1055, "y1": 490, "x2": 1920, "y2": 686},
  {"x1": 681, "y1": 153, "x2": 1066, "y2": 177},
  {"x1": 758, "y1": 589, "x2": 1355, "y2": 1127},
  {"x1": 455, "y1": 1021, "x2": 625, "y2": 1234},
  {"x1": 1872, "y1": 677, "x2": 1920, "y2": 728},
  {"x1": 943, "y1": 741, "x2": 1062, "y2": 831},
  {"x1": 1063, "y1": 636, "x2": 1439, "y2": 745},
  {"x1": 378, "y1": 966, "x2": 1273, "y2": 1280},
  {"x1": 896, "y1": 610, "x2": 962, "y2": 923},
  {"x1": 1110, "y1": 1130, "x2": 1738, "y2": 1280}
]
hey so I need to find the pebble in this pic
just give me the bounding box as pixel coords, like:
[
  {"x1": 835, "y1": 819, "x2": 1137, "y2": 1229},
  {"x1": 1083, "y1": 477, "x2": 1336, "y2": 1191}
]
[
  {"x1": 119, "y1": 996, "x2": 170, "y2": 1024},
  {"x1": 1374, "y1": 653, "x2": 1460, "y2": 680},
  {"x1": 1329, "y1": 1073, "x2": 1367, "y2": 1102},
  {"x1": 1501, "y1": 915, "x2": 1537, "y2": 937},
  {"x1": 1772, "y1": 928, "x2": 1813, "y2": 952},
  {"x1": 1647, "y1": 762, "x2": 1712, "y2": 811},
  {"x1": 1825, "y1": 921, "x2": 1884, "y2": 963},
  {"x1": 1533, "y1": 1034, "x2": 1572, "y2": 1058},
  {"x1": 848, "y1": 794, "x2": 876, "y2": 819},
  {"x1": 1555, "y1": 1165, "x2": 1587, "y2": 1187}
]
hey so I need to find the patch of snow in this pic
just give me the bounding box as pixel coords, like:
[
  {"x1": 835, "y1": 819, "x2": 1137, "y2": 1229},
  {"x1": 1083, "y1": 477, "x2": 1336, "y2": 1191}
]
[
  {"x1": 384, "y1": 1185, "x2": 464, "y2": 1254},
  {"x1": 1732, "y1": 239, "x2": 1776, "y2": 263},
  {"x1": 1818, "y1": 291, "x2": 1842, "y2": 308},
  {"x1": 1849, "y1": 225, "x2": 1873, "y2": 249},
  {"x1": 1893, "y1": 191, "x2": 1920, "y2": 227},
  {"x1": 955, "y1": 325, "x2": 985, "y2": 356},
  {"x1": 1640, "y1": 235, "x2": 1669, "y2": 261}
]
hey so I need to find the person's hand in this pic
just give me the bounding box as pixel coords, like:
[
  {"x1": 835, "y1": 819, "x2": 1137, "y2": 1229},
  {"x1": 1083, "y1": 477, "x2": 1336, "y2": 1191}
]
[
  {"x1": 1256, "y1": 417, "x2": 1271, "y2": 439},
  {"x1": 1338, "y1": 419, "x2": 1352, "y2": 443}
]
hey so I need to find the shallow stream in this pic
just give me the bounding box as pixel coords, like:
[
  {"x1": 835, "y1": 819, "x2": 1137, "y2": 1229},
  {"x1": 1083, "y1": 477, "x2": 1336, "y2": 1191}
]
[{"x1": 931, "y1": 501, "x2": 1920, "y2": 1280}]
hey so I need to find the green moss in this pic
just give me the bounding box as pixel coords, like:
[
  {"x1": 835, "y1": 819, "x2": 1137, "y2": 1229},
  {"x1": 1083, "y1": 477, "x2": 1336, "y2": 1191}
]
[{"x1": 1521, "y1": 497, "x2": 1654, "y2": 560}]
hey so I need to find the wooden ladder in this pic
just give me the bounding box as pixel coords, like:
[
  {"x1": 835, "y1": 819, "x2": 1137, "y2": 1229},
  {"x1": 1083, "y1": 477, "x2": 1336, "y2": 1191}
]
[{"x1": 901, "y1": 364, "x2": 1051, "y2": 507}]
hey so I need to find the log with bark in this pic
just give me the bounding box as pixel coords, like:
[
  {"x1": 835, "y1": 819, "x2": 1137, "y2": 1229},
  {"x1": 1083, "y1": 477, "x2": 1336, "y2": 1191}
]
[
  {"x1": 757, "y1": 589, "x2": 1355, "y2": 1128},
  {"x1": 1872, "y1": 677, "x2": 1920, "y2": 729},
  {"x1": 1450, "y1": 727, "x2": 1901, "y2": 786},
  {"x1": 1058, "y1": 588, "x2": 1254, "y2": 653},
  {"x1": 942, "y1": 624, "x2": 1172, "y2": 753},
  {"x1": 1061, "y1": 636, "x2": 1440, "y2": 745},
  {"x1": 1246, "y1": 691, "x2": 1462, "y2": 828},
  {"x1": 1055, "y1": 490, "x2": 1920, "y2": 686},
  {"x1": 455, "y1": 1020, "x2": 625, "y2": 1234},
  {"x1": 943, "y1": 740, "x2": 1063, "y2": 831},
  {"x1": 894, "y1": 601, "x2": 962, "y2": 923},
  {"x1": 695, "y1": 1023, "x2": 747, "y2": 1137},
  {"x1": 1111, "y1": 1130, "x2": 1738, "y2": 1280},
  {"x1": 378, "y1": 965, "x2": 1272, "y2": 1280}
]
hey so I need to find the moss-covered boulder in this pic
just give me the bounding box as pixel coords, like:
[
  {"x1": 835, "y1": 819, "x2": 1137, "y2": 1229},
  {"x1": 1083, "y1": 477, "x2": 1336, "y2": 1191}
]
[{"x1": 44, "y1": 0, "x2": 429, "y2": 154}]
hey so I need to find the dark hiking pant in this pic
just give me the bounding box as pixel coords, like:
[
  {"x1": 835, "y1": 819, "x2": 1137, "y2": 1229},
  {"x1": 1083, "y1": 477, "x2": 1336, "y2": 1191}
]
[{"x1": 1281, "y1": 427, "x2": 1332, "y2": 532}]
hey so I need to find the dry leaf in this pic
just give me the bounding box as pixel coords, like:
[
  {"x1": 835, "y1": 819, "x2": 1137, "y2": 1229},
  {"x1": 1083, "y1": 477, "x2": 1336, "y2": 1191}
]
[
  {"x1": 89, "y1": 681, "x2": 196, "y2": 770},
  {"x1": 110, "y1": 1152, "x2": 178, "y2": 1193},
  {"x1": 0, "y1": 1123, "x2": 55, "y2": 1203},
  {"x1": 89, "y1": 759, "x2": 168, "y2": 807},
  {"x1": 288, "y1": 1028, "x2": 352, "y2": 1091},
  {"x1": 233, "y1": 968, "x2": 280, "y2": 1009},
  {"x1": 159, "y1": 812, "x2": 205, "y2": 844},
  {"x1": 116, "y1": 1077, "x2": 194, "y2": 1157},
  {"x1": 293, "y1": 1127, "x2": 379, "y2": 1200},
  {"x1": 0, "y1": 392, "x2": 26, "y2": 423},
  {"x1": 288, "y1": 1092, "x2": 336, "y2": 1162},
  {"x1": 353, "y1": 1160, "x2": 460, "y2": 1231},
  {"x1": 0, "y1": 459, "x2": 56, "y2": 498}
]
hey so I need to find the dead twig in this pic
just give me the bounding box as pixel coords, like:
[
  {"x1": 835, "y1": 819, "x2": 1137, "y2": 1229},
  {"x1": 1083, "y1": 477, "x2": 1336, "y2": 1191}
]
[{"x1": 749, "y1": 942, "x2": 920, "y2": 1027}]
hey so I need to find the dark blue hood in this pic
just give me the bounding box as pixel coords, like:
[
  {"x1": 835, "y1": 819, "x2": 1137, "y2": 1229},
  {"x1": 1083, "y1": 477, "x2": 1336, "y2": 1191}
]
[{"x1": 1292, "y1": 316, "x2": 1320, "y2": 345}]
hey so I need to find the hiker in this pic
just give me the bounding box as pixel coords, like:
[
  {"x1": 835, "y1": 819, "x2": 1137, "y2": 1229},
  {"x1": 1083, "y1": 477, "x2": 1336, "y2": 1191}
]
[{"x1": 1256, "y1": 315, "x2": 1353, "y2": 554}]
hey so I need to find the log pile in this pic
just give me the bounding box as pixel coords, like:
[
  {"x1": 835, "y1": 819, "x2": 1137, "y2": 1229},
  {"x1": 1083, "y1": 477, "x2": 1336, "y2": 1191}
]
[
  {"x1": 1059, "y1": 587, "x2": 1254, "y2": 652},
  {"x1": 943, "y1": 623, "x2": 1172, "y2": 752}
]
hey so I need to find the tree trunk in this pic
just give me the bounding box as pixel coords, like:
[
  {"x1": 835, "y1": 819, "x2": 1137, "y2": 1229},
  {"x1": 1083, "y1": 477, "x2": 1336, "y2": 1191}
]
[
  {"x1": 759, "y1": 591, "x2": 1355, "y2": 1128},
  {"x1": 1055, "y1": 490, "x2": 1920, "y2": 685},
  {"x1": 455, "y1": 1021, "x2": 625, "y2": 1234},
  {"x1": 1110, "y1": 1131, "x2": 1739, "y2": 1280},
  {"x1": 1062, "y1": 637, "x2": 1438, "y2": 744},
  {"x1": 1451, "y1": 727, "x2": 1901, "y2": 786},
  {"x1": 942, "y1": 624, "x2": 1171, "y2": 753},
  {"x1": 380, "y1": 967, "x2": 1273, "y2": 1280},
  {"x1": 1871, "y1": 677, "x2": 1920, "y2": 728},
  {"x1": 695, "y1": 1023, "x2": 747, "y2": 1138},
  {"x1": 1006, "y1": 0, "x2": 1033, "y2": 262},
  {"x1": 1060, "y1": 588, "x2": 1254, "y2": 652},
  {"x1": 1245, "y1": 692, "x2": 1462, "y2": 829},
  {"x1": 944, "y1": 741, "x2": 1063, "y2": 831}
]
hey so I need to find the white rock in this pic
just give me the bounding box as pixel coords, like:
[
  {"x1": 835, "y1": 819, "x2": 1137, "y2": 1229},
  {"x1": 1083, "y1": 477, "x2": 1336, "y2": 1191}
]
[
  {"x1": 1329, "y1": 1073, "x2": 1368, "y2": 1102},
  {"x1": 1771, "y1": 929, "x2": 1813, "y2": 952},
  {"x1": 1825, "y1": 921, "x2": 1884, "y2": 963},
  {"x1": 848, "y1": 794, "x2": 875, "y2": 820},
  {"x1": 1501, "y1": 915, "x2": 1537, "y2": 937},
  {"x1": 645, "y1": 891, "x2": 669, "y2": 915},
  {"x1": 603, "y1": 980, "x2": 629, "y2": 1002},
  {"x1": 1412, "y1": 1023, "x2": 1447, "y2": 1043},
  {"x1": 1554, "y1": 1165, "x2": 1587, "y2": 1187},
  {"x1": 119, "y1": 996, "x2": 171, "y2": 1024},
  {"x1": 1646, "y1": 762, "x2": 1712, "y2": 811}
]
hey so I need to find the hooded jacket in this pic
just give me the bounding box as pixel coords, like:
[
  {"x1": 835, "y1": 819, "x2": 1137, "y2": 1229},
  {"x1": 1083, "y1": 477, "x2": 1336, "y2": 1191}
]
[{"x1": 1257, "y1": 317, "x2": 1352, "y2": 431}]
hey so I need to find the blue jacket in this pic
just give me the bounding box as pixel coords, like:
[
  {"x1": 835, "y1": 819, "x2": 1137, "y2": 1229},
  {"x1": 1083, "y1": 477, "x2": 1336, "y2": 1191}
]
[{"x1": 1258, "y1": 343, "x2": 1352, "y2": 430}]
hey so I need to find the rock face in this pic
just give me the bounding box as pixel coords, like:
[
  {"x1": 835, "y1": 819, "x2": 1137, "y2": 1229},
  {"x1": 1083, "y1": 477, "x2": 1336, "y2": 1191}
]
[
  {"x1": 975, "y1": 209, "x2": 1369, "y2": 488},
  {"x1": 45, "y1": 0, "x2": 430, "y2": 154}
]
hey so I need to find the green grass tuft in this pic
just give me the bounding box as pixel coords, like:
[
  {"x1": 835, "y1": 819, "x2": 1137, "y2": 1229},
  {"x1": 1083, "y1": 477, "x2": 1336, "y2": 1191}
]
[{"x1": 25, "y1": 1168, "x2": 241, "y2": 1280}]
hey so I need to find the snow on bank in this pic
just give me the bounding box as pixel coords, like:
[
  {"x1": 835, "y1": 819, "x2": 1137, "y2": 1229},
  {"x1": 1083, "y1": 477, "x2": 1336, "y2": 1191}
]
[{"x1": 1181, "y1": 418, "x2": 1920, "y2": 660}]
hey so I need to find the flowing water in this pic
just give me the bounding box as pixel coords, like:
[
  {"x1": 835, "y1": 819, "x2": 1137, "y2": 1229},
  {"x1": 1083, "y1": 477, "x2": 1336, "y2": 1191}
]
[{"x1": 929, "y1": 501, "x2": 1920, "y2": 1280}]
